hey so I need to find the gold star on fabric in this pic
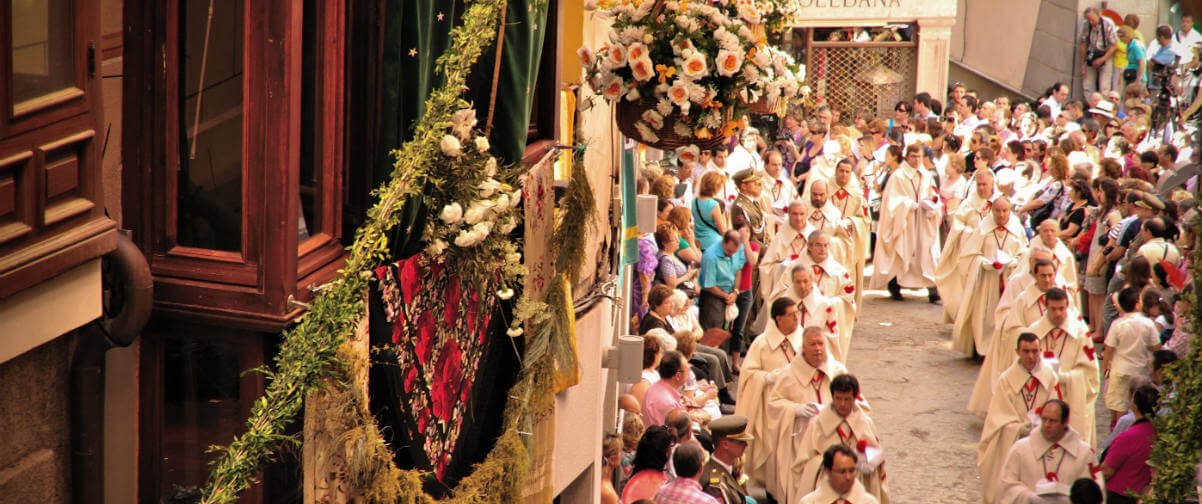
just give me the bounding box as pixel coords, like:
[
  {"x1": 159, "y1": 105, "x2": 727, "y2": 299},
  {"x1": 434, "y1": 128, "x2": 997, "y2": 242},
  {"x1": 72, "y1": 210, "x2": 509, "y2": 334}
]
[
  {"x1": 409, "y1": 48, "x2": 418, "y2": 57},
  {"x1": 437, "y1": 12, "x2": 445, "y2": 21}
]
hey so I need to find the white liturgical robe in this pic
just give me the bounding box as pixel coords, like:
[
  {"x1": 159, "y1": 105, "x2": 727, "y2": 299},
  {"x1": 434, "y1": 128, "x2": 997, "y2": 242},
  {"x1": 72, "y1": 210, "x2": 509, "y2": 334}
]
[
  {"x1": 935, "y1": 190, "x2": 995, "y2": 322},
  {"x1": 1027, "y1": 316, "x2": 1100, "y2": 448},
  {"x1": 798, "y1": 255, "x2": 858, "y2": 354},
  {"x1": 996, "y1": 427, "x2": 1101, "y2": 504},
  {"x1": 758, "y1": 221, "x2": 813, "y2": 305},
  {"x1": 792, "y1": 403, "x2": 890, "y2": 504},
  {"x1": 871, "y1": 161, "x2": 941, "y2": 289},
  {"x1": 799, "y1": 478, "x2": 879, "y2": 504},
  {"x1": 831, "y1": 183, "x2": 871, "y2": 308},
  {"x1": 735, "y1": 320, "x2": 801, "y2": 491},
  {"x1": 951, "y1": 214, "x2": 1029, "y2": 357},
  {"x1": 763, "y1": 355, "x2": 850, "y2": 503},
  {"x1": 978, "y1": 359, "x2": 1062, "y2": 504}
]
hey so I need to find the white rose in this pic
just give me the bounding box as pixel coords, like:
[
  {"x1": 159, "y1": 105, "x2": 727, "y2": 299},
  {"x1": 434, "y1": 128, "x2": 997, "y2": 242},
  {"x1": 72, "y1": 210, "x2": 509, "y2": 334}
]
[
  {"x1": 464, "y1": 202, "x2": 489, "y2": 225},
  {"x1": 472, "y1": 221, "x2": 494, "y2": 240},
  {"x1": 454, "y1": 228, "x2": 480, "y2": 247},
  {"x1": 439, "y1": 202, "x2": 463, "y2": 224},
  {"x1": 485, "y1": 157, "x2": 498, "y2": 177},
  {"x1": 475, "y1": 136, "x2": 490, "y2": 153},
  {"x1": 494, "y1": 193, "x2": 510, "y2": 211},
  {"x1": 510, "y1": 189, "x2": 521, "y2": 206},
  {"x1": 507, "y1": 327, "x2": 524, "y2": 337},
  {"x1": 507, "y1": 251, "x2": 522, "y2": 264},
  {"x1": 496, "y1": 287, "x2": 515, "y2": 300},
  {"x1": 440, "y1": 135, "x2": 463, "y2": 157},
  {"x1": 450, "y1": 108, "x2": 478, "y2": 139},
  {"x1": 500, "y1": 218, "x2": 518, "y2": 234},
  {"x1": 479, "y1": 178, "x2": 501, "y2": 198}
]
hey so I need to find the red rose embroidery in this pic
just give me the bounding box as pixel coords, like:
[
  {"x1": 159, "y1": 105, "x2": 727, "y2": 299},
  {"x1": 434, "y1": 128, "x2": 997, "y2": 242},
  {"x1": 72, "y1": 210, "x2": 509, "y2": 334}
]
[
  {"x1": 790, "y1": 254, "x2": 799, "y2": 261},
  {"x1": 416, "y1": 311, "x2": 436, "y2": 365},
  {"x1": 404, "y1": 366, "x2": 418, "y2": 394},
  {"x1": 992, "y1": 261, "x2": 1003, "y2": 270},
  {"x1": 431, "y1": 340, "x2": 464, "y2": 421},
  {"x1": 825, "y1": 306, "x2": 833, "y2": 314},
  {"x1": 931, "y1": 195, "x2": 939, "y2": 203},
  {"x1": 1046, "y1": 472, "x2": 1058, "y2": 482},
  {"x1": 1043, "y1": 351, "x2": 1055, "y2": 359},
  {"x1": 856, "y1": 440, "x2": 868, "y2": 452},
  {"x1": 844, "y1": 285, "x2": 855, "y2": 294},
  {"x1": 1083, "y1": 346, "x2": 1096, "y2": 360},
  {"x1": 400, "y1": 257, "x2": 422, "y2": 305},
  {"x1": 1035, "y1": 406, "x2": 1043, "y2": 415}
]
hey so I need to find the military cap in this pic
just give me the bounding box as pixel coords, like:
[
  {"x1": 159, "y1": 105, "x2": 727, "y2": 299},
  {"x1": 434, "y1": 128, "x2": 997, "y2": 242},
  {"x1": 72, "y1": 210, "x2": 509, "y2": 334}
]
[
  {"x1": 732, "y1": 169, "x2": 763, "y2": 185},
  {"x1": 709, "y1": 415, "x2": 754, "y2": 441}
]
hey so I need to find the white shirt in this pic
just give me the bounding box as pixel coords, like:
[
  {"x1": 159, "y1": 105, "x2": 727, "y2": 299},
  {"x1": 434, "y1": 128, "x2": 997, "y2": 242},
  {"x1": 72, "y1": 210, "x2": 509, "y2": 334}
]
[
  {"x1": 1105, "y1": 312, "x2": 1160, "y2": 377},
  {"x1": 1174, "y1": 28, "x2": 1202, "y2": 67}
]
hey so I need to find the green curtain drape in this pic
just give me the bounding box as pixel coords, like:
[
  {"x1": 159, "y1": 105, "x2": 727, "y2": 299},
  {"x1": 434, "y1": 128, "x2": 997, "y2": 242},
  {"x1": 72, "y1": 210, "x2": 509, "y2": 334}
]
[{"x1": 485, "y1": 0, "x2": 551, "y2": 165}]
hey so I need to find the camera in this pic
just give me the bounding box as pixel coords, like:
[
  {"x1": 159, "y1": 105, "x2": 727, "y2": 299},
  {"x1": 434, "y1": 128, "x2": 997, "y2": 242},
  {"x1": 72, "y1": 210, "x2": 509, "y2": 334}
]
[{"x1": 1148, "y1": 54, "x2": 1179, "y2": 91}]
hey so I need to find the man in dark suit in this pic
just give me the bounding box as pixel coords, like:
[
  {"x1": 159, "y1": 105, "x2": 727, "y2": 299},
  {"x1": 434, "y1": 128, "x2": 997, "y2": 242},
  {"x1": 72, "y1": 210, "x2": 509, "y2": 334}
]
[{"x1": 702, "y1": 415, "x2": 754, "y2": 504}]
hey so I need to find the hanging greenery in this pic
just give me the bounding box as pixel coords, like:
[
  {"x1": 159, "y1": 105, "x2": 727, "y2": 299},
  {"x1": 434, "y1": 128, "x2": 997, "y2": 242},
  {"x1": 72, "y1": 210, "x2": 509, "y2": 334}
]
[
  {"x1": 198, "y1": 0, "x2": 515, "y2": 501},
  {"x1": 1146, "y1": 208, "x2": 1202, "y2": 504}
]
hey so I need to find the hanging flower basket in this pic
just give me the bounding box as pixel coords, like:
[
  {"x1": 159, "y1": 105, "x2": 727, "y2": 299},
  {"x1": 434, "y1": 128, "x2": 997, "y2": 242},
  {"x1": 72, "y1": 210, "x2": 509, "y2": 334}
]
[
  {"x1": 615, "y1": 98, "x2": 729, "y2": 151},
  {"x1": 580, "y1": 0, "x2": 802, "y2": 150}
]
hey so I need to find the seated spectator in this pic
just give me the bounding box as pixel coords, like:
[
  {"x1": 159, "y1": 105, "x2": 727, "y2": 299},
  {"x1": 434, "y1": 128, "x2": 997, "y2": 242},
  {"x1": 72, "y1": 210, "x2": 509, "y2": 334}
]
[{"x1": 620, "y1": 425, "x2": 674, "y2": 504}]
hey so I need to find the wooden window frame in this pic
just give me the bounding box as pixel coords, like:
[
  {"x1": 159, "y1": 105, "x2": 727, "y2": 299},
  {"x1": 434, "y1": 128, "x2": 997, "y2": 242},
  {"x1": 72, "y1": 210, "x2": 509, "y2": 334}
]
[
  {"x1": 123, "y1": 0, "x2": 346, "y2": 331},
  {"x1": 0, "y1": 0, "x2": 117, "y2": 300}
]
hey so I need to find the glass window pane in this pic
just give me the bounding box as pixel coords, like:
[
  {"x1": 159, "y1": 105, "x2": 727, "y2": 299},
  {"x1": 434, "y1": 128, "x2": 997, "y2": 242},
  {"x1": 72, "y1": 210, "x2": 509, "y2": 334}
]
[
  {"x1": 10, "y1": 0, "x2": 75, "y2": 106},
  {"x1": 177, "y1": 0, "x2": 244, "y2": 251},
  {"x1": 160, "y1": 337, "x2": 245, "y2": 499},
  {"x1": 298, "y1": 0, "x2": 317, "y2": 242}
]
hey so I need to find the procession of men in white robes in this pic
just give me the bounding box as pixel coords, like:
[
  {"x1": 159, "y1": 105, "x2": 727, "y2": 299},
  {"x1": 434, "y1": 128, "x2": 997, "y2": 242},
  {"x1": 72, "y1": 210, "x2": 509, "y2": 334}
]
[{"x1": 710, "y1": 121, "x2": 1140, "y2": 504}]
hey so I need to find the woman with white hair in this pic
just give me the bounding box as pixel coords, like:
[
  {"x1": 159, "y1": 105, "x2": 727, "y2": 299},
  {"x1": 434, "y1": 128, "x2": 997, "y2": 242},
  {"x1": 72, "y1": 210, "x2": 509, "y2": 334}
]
[{"x1": 665, "y1": 288, "x2": 734, "y2": 402}]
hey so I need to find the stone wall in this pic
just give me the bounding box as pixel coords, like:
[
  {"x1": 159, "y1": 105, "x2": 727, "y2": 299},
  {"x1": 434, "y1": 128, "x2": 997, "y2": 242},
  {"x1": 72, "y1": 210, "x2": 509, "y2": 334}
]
[{"x1": 0, "y1": 335, "x2": 73, "y2": 503}]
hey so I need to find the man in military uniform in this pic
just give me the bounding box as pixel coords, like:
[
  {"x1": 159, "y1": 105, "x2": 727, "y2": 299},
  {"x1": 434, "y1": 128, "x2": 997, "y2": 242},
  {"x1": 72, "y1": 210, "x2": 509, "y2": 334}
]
[
  {"x1": 702, "y1": 415, "x2": 755, "y2": 504},
  {"x1": 729, "y1": 169, "x2": 771, "y2": 246}
]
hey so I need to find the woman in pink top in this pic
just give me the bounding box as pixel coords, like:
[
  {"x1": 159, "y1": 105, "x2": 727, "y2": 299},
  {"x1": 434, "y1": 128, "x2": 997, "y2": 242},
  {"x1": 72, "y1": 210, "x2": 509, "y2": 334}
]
[
  {"x1": 1100, "y1": 385, "x2": 1160, "y2": 504},
  {"x1": 620, "y1": 425, "x2": 674, "y2": 504}
]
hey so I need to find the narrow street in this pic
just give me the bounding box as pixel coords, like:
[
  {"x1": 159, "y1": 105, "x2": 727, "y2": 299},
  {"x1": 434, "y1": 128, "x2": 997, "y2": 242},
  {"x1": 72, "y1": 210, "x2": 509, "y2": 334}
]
[{"x1": 847, "y1": 287, "x2": 983, "y2": 504}]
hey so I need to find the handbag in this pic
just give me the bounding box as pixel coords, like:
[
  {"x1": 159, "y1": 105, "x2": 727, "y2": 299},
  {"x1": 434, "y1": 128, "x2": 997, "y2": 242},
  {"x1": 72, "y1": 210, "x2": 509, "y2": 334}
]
[
  {"x1": 1122, "y1": 67, "x2": 1138, "y2": 83},
  {"x1": 1029, "y1": 182, "x2": 1063, "y2": 229}
]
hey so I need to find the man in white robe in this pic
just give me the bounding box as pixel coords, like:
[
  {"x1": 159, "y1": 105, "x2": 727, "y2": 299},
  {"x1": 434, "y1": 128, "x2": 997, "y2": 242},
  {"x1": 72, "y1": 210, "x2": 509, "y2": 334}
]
[
  {"x1": 1024, "y1": 291, "x2": 1100, "y2": 448},
  {"x1": 831, "y1": 159, "x2": 871, "y2": 309},
  {"x1": 775, "y1": 265, "x2": 844, "y2": 363},
  {"x1": 793, "y1": 374, "x2": 890, "y2": 504},
  {"x1": 951, "y1": 198, "x2": 1029, "y2": 357},
  {"x1": 803, "y1": 179, "x2": 853, "y2": 268},
  {"x1": 796, "y1": 231, "x2": 858, "y2": 353},
  {"x1": 996, "y1": 400, "x2": 1102, "y2": 504},
  {"x1": 757, "y1": 201, "x2": 813, "y2": 307},
  {"x1": 799, "y1": 446, "x2": 880, "y2": 504},
  {"x1": 871, "y1": 144, "x2": 942, "y2": 302},
  {"x1": 760, "y1": 150, "x2": 799, "y2": 221},
  {"x1": 764, "y1": 326, "x2": 850, "y2": 503},
  {"x1": 936, "y1": 170, "x2": 996, "y2": 322},
  {"x1": 979, "y1": 333, "x2": 1064, "y2": 504},
  {"x1": 1019, "y1": 220, "x2": 1080, "y2": 293},
  {"x1": 969, "y1": 260, "x2": 1064, "y2": 415},
  {"x1": 735, "y1": 297, "x2": 804, "y2": 495}
]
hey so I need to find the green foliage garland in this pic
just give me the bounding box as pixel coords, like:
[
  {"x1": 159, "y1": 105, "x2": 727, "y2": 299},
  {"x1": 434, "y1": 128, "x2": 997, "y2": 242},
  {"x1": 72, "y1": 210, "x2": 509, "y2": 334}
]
[
  {"x1": 1147, "y1": 202, "x2": 1202, "y2": 504},
  {"x1": 198, "y1": 0, "x2": 511, "y2": 502}
]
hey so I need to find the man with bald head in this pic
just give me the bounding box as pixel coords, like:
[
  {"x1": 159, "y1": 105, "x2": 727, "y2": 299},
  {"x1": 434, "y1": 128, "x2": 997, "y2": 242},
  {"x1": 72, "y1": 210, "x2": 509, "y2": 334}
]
[
  {"x1": 803, "y1": 179, "x2": 853, "y2": 269},
  {"x1": 1021, "y1": 219, "x2": 1079, "y2": 292},
  {"x1": 951, "y1": 197, "x2": 1029, "y2": 358},
  {"x1": 936, "y1": 168, "x2": 997, "y2": 321},
  {"x1": 872, "y1": 143, "x2": 942, "y2": 302},
  {"x1": 764, "y1": 326, "x2": 852, "y2": 502},
  {"x1": 758, "y1": 200, "x2": 814, "y2": 309}
]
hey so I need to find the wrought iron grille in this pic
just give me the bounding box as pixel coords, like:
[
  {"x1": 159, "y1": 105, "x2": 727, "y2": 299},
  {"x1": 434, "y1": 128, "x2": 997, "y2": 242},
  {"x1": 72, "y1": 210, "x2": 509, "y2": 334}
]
[{"x1": 806, "y1": 45, "x2": 918, "y2": 124}]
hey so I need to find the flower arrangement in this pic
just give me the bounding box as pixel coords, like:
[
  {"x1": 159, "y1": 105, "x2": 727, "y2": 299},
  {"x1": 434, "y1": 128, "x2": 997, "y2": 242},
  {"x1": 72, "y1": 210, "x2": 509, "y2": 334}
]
[
  {"x1": 580, "y1": 0, "x2": 803, "y2": 147},
  {"x1": 421, "y1": 106, "x2": 525, "y2": 291}
]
